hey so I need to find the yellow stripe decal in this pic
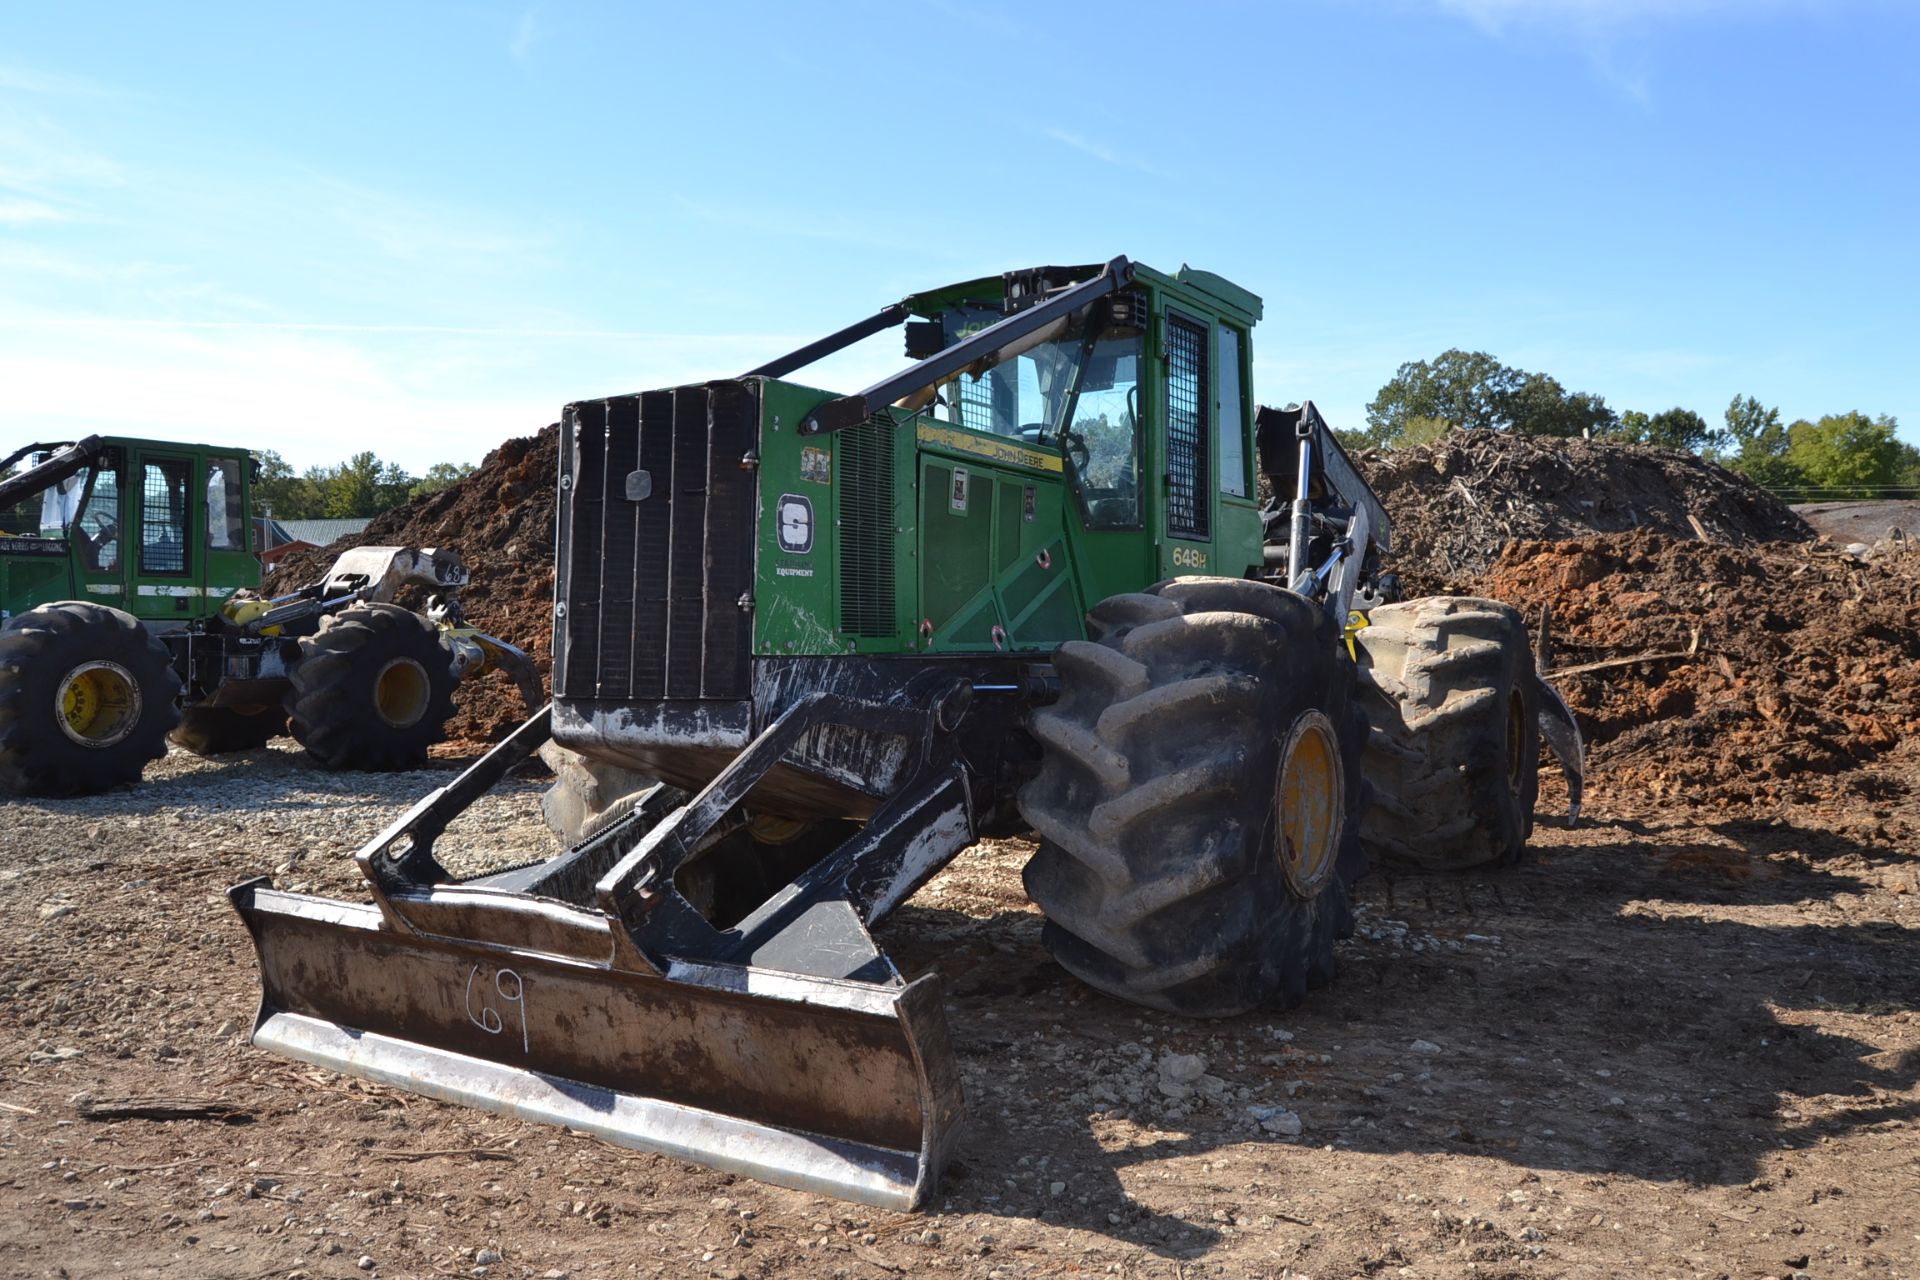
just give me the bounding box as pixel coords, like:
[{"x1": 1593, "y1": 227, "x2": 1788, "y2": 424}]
[{"x1": 915, "y1": 422, "x2": 1064, "y2": 473}]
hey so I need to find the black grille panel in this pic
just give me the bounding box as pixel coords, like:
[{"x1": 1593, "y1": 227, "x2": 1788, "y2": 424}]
[
  {"x1": 556, "y1": 382, "x2": 759, "y2": 702},
  {"x1": 1166, "y1": 313, "x2": 1210, "y2": 540},
  {"x1": 838, "y1": 415, "x2": 897, "y2": 637}
]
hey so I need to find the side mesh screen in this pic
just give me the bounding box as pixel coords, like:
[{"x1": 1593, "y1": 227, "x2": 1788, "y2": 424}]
[
  {"x1": 838, "y1": 415, "x2": 897, "y2": 637},
  {"x1": 1165, "y1": 314, "x2": 1210, "y2": 540}
]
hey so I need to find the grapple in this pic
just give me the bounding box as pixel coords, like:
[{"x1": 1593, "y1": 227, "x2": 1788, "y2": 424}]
[{"x1": 231, "y1": 703, "x2": 980, "y2": 1208}]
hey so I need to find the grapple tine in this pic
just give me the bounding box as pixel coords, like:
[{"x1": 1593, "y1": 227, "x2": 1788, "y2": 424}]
[{"x1": 229, "y1": 878, "x2": 961, "y2": 1209}]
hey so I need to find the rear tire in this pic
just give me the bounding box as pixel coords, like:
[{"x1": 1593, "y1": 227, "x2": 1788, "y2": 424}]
[
  {"x1": 0, "y1": 602, "x2": 181, "y2": 796},
  {"x1": 1017, "y1": 578, "x2": 1367, "y2": 1017},
  {"x1": 170, "y1": 705, "x2": 287, "y2": 756},
  {"x1": 286, "y1": 604, "x2": 456, "y2": 771},
  {"x1": 1354, "y1": 596, "x2": 1539, "y2": 870}
]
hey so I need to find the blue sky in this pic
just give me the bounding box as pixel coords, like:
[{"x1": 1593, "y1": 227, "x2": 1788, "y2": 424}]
[{"x1": 2, "y1": 0, "x2": 1915, "y2": 473}]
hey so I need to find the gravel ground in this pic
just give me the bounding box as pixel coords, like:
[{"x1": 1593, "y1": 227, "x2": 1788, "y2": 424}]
[{"x1": 2, "y1": 744, "x2": 1917, "y2": 1279}]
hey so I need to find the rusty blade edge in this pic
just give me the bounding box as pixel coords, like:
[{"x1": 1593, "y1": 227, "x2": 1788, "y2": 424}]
[{"x1": 254, "y1": 1012, "x2": 931, "y2": 1210}]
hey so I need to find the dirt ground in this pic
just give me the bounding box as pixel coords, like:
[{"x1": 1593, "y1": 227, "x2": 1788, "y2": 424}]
[
  {"x1": 2, "y1": 738, "x2": 1916, "y2": 1280},
  {"x1": 1792, "y1": 502, "x2": 1920, "y2": 548}
]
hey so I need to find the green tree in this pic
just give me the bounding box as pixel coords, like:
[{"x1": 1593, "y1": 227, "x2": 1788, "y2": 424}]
[
  {"x1": 1364, "y1": 349, "x2": 1518, "y2": 445},
  {"x1": 1616, "y1": 407, "x2": 1720, "y2": 452},
  {"x1": 1505, "y1": 374, "x2": 1618, "y2": 438},
  {"x1": 1364, "y1": 349, "x2": 1616, "y2": 445},
  {"x1": 314, "y1": 452, "x2": 416, "y2": 518},
  {"x1": 1783, "y1": 411, "x2": 1906, "y2": 496},
  {"x1": 410, "y1": 461, "x2": 476, "y2": 501},
  {"x1": 253, "y1": 450, "x2": 323, "y2": 519},
  {"x1": 1718, "y1": 395, "x2": 1805, "y2": 491}
]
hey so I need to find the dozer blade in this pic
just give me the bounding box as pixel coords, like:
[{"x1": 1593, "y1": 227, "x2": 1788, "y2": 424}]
[
  {"x1": 230, "y1": 879, "x2": 961, "y2": 1208},
  {"x1": 229, "y1": 695, "x2": 988, "y2": 1209}
]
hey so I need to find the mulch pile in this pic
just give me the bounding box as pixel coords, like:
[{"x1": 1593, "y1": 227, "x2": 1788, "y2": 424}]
[
  {"x1": 263, "y1": 426, "x2": 559, "y2": 742},
  {"x1": 1478, "y1": 533, "x2": 1920, "y2": 809},
  {"x1": 1353, "y1": 431, "x2": 1813, "y2": 595},
  {"x1": 263, "y1": 422, "x2": 1918, "y2": 819}
]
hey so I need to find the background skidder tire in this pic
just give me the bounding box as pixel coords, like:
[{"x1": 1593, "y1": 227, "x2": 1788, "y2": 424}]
[
  {"x1": 0, "y1": 601, "x2": 182, "y2": 797},
  {"x1": 1017, "y1": 577, "x2": 1368, "y2": 1017},
  {"x1": 170, "y1": 705, "x2": 287, "y2": 756},
  {"x1": 1355, "y1": 595, "x2": 1539, "y2": 870},
  {"x1": 286, "y1": 603, "x2": 456, "y2": 771}
]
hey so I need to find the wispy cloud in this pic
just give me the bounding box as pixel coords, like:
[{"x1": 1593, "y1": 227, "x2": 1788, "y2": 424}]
[
  {"x1": 0, "y1": 64, "x2": 116, "y2": 96},
  {"x1": 0, "y1": 310, "x2": 786, "y2": 343},
  {"x1": 1043, "y1": 128, "x2": 1159, "y2": 175},
  {"x1": 1424, "y1": 0, "x2": 1820, "y2": 104},
  {"x1": 910, "y1": 0, "x2": 1033, "y2": 39},
  {"x1": 509, "y1": 8, "x2": 540, "y2": 62},
  {"x1": 0, "y1": 197, "x2": 66, "y2": 225},
  {"x1": 1433, "y1": 0, "x2": 1808, "y2": 34},
  {"x1": 0, "y1": 311, "x2": 805, "y2": 470},
  {"x1": 670, "y1": 194, "x2": 964, "y2": 257},
  {"x1": 0, "y1": 114, "x2": 125, "y2": 196},
  {"x1": 316, "y1": 176, "x2": 551, "y2": 265}
]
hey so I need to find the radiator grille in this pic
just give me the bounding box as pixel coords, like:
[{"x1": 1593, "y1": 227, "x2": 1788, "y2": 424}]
[
  {"x1": 838, "y1": 415, "x2": 897, "y2": 637},
  {"x1": 1166, "y1": 313, "x2": 1210, "y2": 540},
  {"x1": 555, "y1": 382, "x2": 758, "y2": 702}
]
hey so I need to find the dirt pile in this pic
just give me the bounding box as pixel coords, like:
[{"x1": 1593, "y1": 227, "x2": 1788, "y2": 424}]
[
  {"x1": 1479, "y1": 532, "x2": 1920, "y2": 809},
  {"x1": 1354, "y1": 431, "x2": 1814, "y2": 594},
  {"x1": 264, "y1": 425, "x2": 560, "y2": 742}
]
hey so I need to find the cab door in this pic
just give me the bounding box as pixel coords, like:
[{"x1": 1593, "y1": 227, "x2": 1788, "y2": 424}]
[
  {"x1": 71, "y1": 445, "x2": 132, "y2": 609},
  {"x1": 128, "y1": 447, "x2": 201, "y2": 626}
]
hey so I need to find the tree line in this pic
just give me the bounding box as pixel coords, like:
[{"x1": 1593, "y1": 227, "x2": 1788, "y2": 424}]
[
  {"x1": 253, "y1": 451, "x2": 476, "y2": 521},
  {"x1": 1353, "y1": 349, "x2": 1914, "y2": 498}
]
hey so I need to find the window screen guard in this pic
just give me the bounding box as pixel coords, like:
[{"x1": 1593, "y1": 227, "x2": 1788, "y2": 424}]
[
  {"x1": 1165, "y1": 313, "x2": 1210, "y2": 540},
  {"x1": 140, "y1": 458, "x2": 190, "y2": 575}
]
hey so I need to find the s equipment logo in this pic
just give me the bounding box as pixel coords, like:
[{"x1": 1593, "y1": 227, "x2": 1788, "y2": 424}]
[{"x1": 777, "y1": 493, "x2": 814, "y2": 554}]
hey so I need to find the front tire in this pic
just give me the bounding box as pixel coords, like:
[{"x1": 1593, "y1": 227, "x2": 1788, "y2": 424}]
[
  {"x1": 1354, "y1": 596, "x2": 1539, "y2": 870},
  {"x1": 286, "y1": 604, "x2": 456, "y2": 771},
  {"x1": 1017, "y1": 578, "x2": 1367, "y2": 1017},
  {"x1": 0, "y1": 602, "x2": 181, "y2": 796}
]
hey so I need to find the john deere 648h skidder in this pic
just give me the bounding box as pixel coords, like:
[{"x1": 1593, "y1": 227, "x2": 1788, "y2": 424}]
[{"x1": 231, "y1": 258, "x2": 1581, "y2": 1207}]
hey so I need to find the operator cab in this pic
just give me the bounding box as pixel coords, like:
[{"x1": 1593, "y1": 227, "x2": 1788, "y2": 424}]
[
  {"x1": 917, "y1": 293, "x2": 1147, "y2": 531},
  {"x1": 0, "y1": 438, "x2": 256, "y2": 622}
]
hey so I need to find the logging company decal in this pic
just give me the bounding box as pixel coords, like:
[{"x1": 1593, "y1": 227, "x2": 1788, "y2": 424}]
[{"x1": 777, "y1": 493, "x2": 814, "y2": 554}]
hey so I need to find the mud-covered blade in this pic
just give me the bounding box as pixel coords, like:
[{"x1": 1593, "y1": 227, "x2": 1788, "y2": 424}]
[{"x1": 229, "y1": 880, "x2": 961, "y2": 1209}]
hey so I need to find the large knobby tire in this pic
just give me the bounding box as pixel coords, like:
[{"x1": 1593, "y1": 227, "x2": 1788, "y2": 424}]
[
  {"x1": 537, "y1": 739, "x2": 676, "y2": 846},
  {"x1": 170, "y1": 705, "x2": 288, "y2": 756},
  {"x1": 1017, "y1": 578, "x2": 1368, "y2": 1018},
  {"x1": 1355, "y1": 596, "x2": 1539, "y2": 870},
  {"x1": 0, "y1": 602, "x2": 182, "y2": 797},
  {"x1": 286, "y1": 603, "x2": 456, "y2": 771}
]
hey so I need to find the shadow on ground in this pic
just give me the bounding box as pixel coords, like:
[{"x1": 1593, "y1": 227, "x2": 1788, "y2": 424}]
[{"x1": 878, "y1": 812, "x2": 1919, "y2": 1255}]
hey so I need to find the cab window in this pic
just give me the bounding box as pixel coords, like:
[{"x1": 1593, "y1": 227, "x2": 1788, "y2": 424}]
[
  {"x1": 206, "y1": 457, "x2": 245, "y2": 550},
  {"x1": 140, "y1": 458, "x2": 191, "y2": 575},
  {"x1": 1218, "y1": 324, "x2": 1248, "y2": 498},
  {"x1": 78, "y1": 466, "x2": 121, "y2": 571}
]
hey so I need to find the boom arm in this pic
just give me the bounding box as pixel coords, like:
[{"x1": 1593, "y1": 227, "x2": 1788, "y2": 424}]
[
  {"x1": 0, "y1": 436, "x2": 101, "y2": 511},
  {"x1": 797, "y1": 258, "x2": 1135, "y2": 436}
]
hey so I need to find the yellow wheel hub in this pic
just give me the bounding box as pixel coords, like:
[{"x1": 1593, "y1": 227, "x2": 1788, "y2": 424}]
[
  {"x1": 1276, "y1": 710, "x2": 1343, "y2": 900},
  {"x1": 746, "y1": 814, "x2": 810, "y2": 846},
  {"x1": 56, "y1": 661, "x2": 143, "y2": 748},
  {"x1": 373, "y1": 658, "x2": 431, "y2": 729}
]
